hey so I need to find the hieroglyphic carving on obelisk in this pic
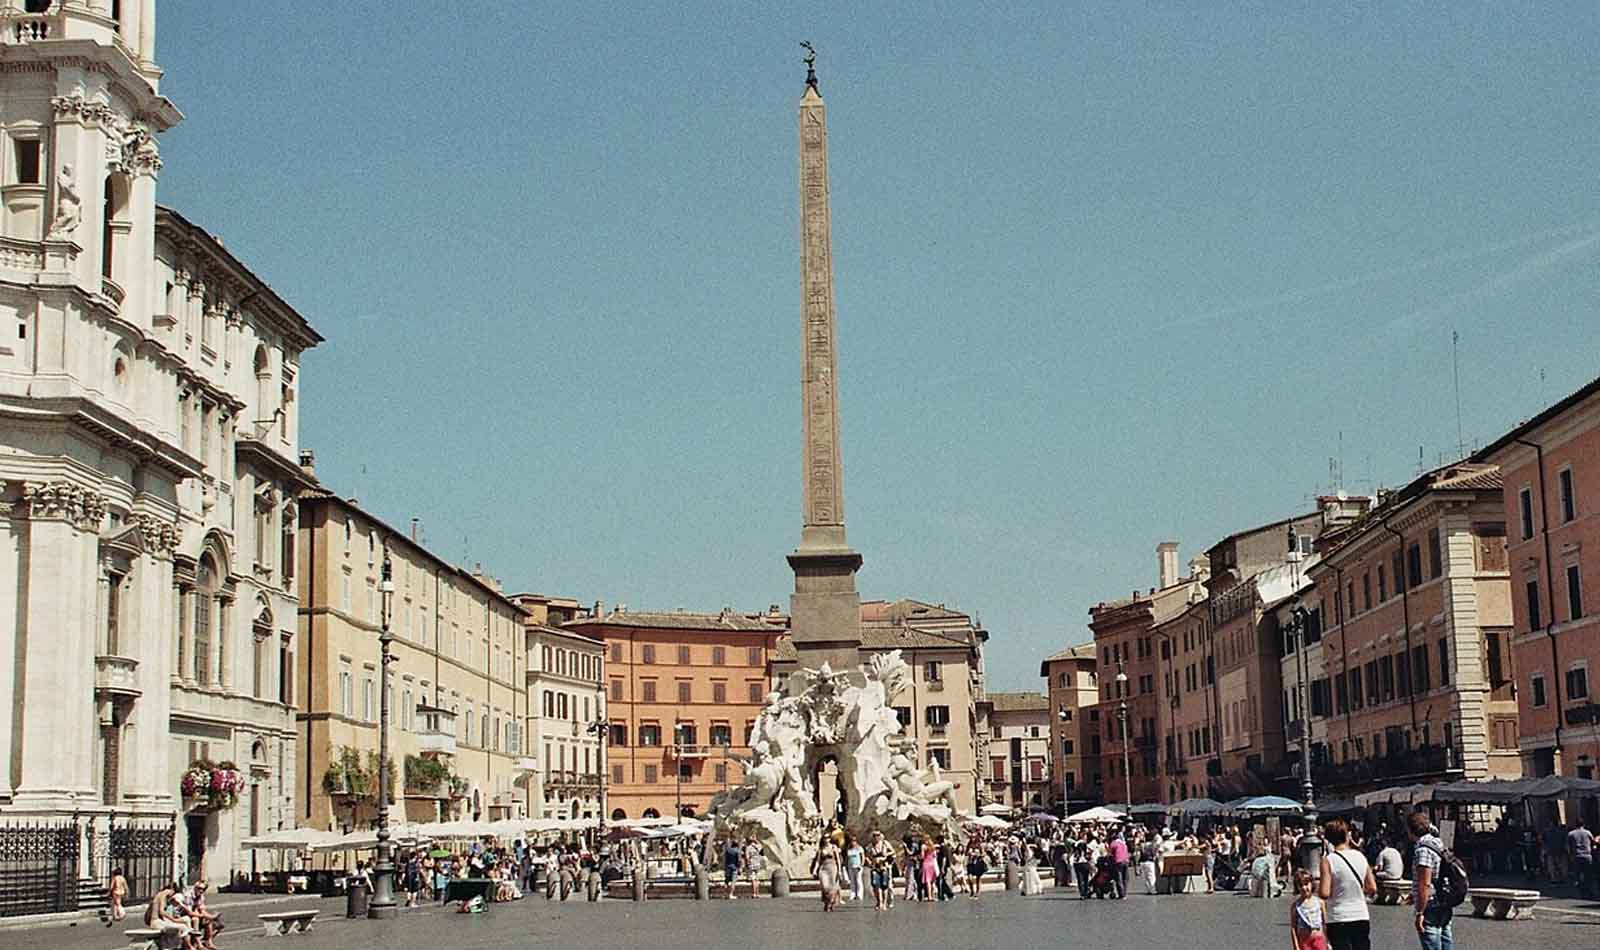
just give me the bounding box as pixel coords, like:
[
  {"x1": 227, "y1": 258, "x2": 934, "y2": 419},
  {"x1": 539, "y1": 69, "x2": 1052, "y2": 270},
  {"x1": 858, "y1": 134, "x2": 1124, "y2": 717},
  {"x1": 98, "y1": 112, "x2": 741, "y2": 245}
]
[
  {"x1": 788, "y1": 46, "x2": 863, "y2": 672},
  {"x1": 797, "y1": 57, "x2": 848, "y2": 554}
]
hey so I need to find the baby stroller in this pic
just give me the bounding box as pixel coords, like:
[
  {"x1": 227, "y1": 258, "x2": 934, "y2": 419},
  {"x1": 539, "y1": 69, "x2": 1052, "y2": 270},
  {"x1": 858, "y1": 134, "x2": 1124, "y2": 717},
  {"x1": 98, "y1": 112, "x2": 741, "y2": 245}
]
[
  {"x1": 1085, "y1": 855, "x2": 1117, "y2": 899},
  {"x1": 1212, "y1": 853, "x2": 1242, "y2": 891}
]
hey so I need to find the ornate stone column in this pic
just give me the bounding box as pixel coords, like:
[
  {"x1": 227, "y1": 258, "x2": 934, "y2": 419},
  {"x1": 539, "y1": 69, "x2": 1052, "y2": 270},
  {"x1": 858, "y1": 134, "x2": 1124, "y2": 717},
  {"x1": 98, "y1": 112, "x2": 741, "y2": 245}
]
[{"x1": 11, "y1": 480, "x2": 106, "y2": 812}]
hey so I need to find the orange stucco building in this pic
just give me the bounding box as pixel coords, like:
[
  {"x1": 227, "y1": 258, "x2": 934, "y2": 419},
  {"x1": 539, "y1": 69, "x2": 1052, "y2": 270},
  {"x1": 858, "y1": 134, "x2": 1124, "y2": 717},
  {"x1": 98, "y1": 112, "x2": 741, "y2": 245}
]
[
  {"x1": 564, "y1": 607, "x2": 786, "y2": 820},
  {"x1": 1479, "y1": 375, "x2": 1600, "y2": 785}
]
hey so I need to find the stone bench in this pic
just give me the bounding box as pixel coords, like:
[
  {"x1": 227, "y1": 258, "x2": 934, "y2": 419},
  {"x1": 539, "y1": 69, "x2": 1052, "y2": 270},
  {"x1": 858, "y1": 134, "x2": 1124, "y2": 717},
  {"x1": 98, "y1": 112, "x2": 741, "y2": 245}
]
[
  {"x1": 125, "y1": 926, "x2": 191, "y2": 950},
  {"x1": 1375, "y1": 879, "x2": 1411, "y2": 905},
  {"x1": 258, "y1": 909, "x2": 319, "y2": 936},
  {"x1": 1468, "y1": 888, "x2": 1540, "y2": 920}
]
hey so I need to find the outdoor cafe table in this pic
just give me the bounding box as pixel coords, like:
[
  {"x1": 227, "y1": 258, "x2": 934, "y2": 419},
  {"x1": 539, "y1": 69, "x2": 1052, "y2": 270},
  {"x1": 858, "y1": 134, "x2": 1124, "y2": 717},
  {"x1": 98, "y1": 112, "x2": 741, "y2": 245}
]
[{"x1": 443, "y1": 878, "x2": 494, "y2": 905}]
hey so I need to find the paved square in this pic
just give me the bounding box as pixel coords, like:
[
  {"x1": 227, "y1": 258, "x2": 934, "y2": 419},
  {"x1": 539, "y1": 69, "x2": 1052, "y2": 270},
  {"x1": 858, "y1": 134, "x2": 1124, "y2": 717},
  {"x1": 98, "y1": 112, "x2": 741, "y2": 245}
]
[{"x1": 43, "y1": 890, "x2": 1597, "y2": 950}]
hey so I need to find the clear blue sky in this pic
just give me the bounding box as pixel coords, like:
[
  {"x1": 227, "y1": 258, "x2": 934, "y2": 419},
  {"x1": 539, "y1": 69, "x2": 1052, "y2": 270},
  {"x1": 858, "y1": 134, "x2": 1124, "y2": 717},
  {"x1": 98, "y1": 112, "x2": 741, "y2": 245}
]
[{"x1": 155, "y1": 3, "x2": 1598, "y2": 692}]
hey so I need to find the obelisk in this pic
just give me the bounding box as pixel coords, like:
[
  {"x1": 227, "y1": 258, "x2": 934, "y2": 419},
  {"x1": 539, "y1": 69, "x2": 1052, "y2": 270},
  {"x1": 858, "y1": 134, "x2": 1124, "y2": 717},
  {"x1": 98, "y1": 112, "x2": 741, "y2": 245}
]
[{"x1": 787, "y1": 47, "x2": 863, "y2": 672}]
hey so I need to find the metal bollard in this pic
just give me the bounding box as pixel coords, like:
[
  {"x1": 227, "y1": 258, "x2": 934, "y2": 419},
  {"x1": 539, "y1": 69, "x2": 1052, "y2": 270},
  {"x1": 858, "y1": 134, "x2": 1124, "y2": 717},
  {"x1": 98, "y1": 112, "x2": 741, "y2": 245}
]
[
  {"x1": 694, "y1": 865, "x2": 709, "y2": 900},
  {"x1": 631, "y1": 867, "x2": 646, "y2": 902},
  {"x1": 587, "y1": 870, "x2": 601, "y2": 902},
  {"x1": 1005, "y1": 861, "x2": 1020, "y2": 892},
  {"x1": 770, "y1": 867, "x2": 790, "y2": 898}
]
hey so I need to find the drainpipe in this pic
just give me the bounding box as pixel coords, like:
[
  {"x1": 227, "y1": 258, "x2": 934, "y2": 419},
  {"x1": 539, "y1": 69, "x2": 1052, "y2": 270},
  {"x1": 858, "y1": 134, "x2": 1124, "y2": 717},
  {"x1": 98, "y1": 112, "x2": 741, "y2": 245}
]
[
  {"x1": 1514, "y1": 437, "x2": 1564, "y2": 761},
  {"x1": 1334, "y1": 563, "x2": 1353, "y2": 749},
  {"x1": 1380, "y1": 521, "x2": 1420, "y2": 736}
]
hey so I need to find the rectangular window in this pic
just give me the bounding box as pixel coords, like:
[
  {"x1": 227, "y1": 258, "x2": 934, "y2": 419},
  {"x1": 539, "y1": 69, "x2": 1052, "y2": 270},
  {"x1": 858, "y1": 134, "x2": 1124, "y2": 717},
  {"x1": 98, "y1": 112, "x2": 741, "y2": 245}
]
[
  {"x1": 610, "y1": 678, "x2": 622, "y2": 701},
  {"x1": 641, "y1": 644, "x2": 655, "y2": 664},
  {"x1": 1568, "y1": 666, "x2": 1590, "y2": 701},
  {"x1": 1335, "y1": 673, "x2": 1349, "y2": 714},
  {"x1": 639, "y1": 724, "x2": 661, "y2": 746},
  {"x1": 712, "y1": 646, "x2": 726, "y2": 665},
  {"x1": 1527, "y1": 578, "x2": 1543, "y2": 630},
  {"x1": 609, "y1": 723, "x2": 627, "y2": 747},
  {"x1": 1365, "y1": 661, "x2": 1379, "y2": 704},
  {"x1": 611, "y1": 763, "x2": 624, "y2": 785},
  {"x1": 339, "y1": 669, "x2": 351, "y2": 716},
  {"x1": 641, "y1": 680, "x2": 657, "y2": 703},
  {"x1": 712, "y1": 681, "x2": 726, "y2": 704},
  {"x1": 1485, "y1": 631, "x2": 1505, "y2": 689},
  {"x1": 1413, "y1": 644, "x2": 1430, "y2": 693},
  {"x1": 747, "y1": 681, "x2": 763, "y2": 703},
  {"x1": 643, "y1": 764, "x2": 658, "y2": 784},
  {"x1": 13, "y1": 139, "x2": 41, "y2": 184},
  {"x1": 1530, "y1": 673, "x2": 1547, "y2": 708},
  {"x1": 611, "y1": 642, "x2": 622, "y2": 663},
  {"x1": 677, "y1": 644, "x2": 691, "y2": 665},
  {"x1": 1379, "y1": 655, "x2": 1395, "y2": 701},
  {"x1": 1559, "y1": 469, "x2": 1576, "y2": 523},
  {"x1": 1567, "y1": 563, "x2": 1584, "y2": 620},
  {"x1": 711, "y1": 723, "x2": 732, "y2": 746},
  {"x1": 1377, "y1": 565, "x2": 1387, "y2": 602},
  {"x1": 1519, "y1": 487, "x2": 1535, "y2": 540},
  {"x1": 747, "y1": 646, "x2": 761, "y2": 666},
  {"x1": 925, "y1": 705, "x2": 950, "y2": 727},
  {"x1": 1348, "y1": 668, "x2": 1362, "y2": 709},
  {"x1": 1438, "y1": 638, "x2": 1451, "y2": 687},
  {"x1": 1362, "y1": 574, "x2": 1372, "y2": 611},
  {"x1": 1406, "y1": 544, "x2": 1423, "y2": 588},
  {"x1": 928, "y1": 748, "x2": 950, "y2": 769},
  {"x1": 924, "y1": 661, "x2": 943, "y2": 682},
  {"x1": 713, "y1": 763, "x2": 727, "y2": 785},
  {"x1": 991, "y1": 757, "x2": 1006, "y2": 781},
  {"x1": 1346, "y1": 582, "x2": 1356, "y2": 618},
  {"x1": 1395, "y1": 651, "x2": 1410, "y2": 698},
  {"x1": 677, "y1": 681, "x2": 691, "y2": 704},
  {"x1": 1428, "y1": 532, "x2": 1443, "y2": 579},
  {"x1": 1062, "y1": 739, "x2": 1074, "y2": 755}
]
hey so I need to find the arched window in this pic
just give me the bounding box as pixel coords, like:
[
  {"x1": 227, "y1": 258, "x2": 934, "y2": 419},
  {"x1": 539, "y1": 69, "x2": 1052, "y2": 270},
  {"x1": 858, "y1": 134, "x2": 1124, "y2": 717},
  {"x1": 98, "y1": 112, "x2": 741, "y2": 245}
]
[
  {"x1": 611, "y1": 808, "x2": 627, "y2": 821},
  {"x1": 253, "y1": 345, "x2": 272, "y2": 421},
  {"x1": 642, "y1": 808, "x2": 659, "y2": 819},
  {"x1": 194, "y1": 554, "x2": 218, "y2": 684}
]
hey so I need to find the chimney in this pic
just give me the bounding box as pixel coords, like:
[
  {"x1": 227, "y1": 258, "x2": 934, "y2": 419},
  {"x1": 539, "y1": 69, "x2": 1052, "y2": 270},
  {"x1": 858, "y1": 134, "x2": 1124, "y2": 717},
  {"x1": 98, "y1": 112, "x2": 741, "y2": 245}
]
[
  {"x1": 1188, "y1": 556, "x2": 1210, "y2": 581},
  {"x1": 593, "y1": 599, "x2": 605, "y2": 618},
  {"x1": 298, "y1": 450, "x2": 316, "y2": 477},
  {"x1": 1157, "y1": 541, "x2": 1180, "y2": 589}
]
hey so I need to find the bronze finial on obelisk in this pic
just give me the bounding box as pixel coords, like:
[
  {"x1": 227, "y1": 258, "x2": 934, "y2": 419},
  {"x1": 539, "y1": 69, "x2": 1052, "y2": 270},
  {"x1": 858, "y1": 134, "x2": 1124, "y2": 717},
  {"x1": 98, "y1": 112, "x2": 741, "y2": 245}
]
[{"x1": 787, "y1": 44, "x2": 863, "y2": 672}]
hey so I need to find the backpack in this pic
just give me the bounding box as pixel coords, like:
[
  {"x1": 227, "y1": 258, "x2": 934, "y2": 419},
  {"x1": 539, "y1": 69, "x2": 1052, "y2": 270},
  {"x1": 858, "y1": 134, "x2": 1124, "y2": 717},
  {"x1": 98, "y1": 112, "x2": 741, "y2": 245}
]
[{"x1": 1419, "y1": 841, "x2": 1470, "y2": 908}]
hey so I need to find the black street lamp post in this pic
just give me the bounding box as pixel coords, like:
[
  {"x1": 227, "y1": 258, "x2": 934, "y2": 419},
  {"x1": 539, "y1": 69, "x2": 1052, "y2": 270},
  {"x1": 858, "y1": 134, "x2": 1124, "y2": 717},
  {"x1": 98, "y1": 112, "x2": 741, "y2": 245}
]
[
  {"x1": 1287, "y1": 527, "x2": 1323, "y2": 876},
  {"x1": 1116, "y1": 663, "x2": 1132, "y2": 814},
  {"x1": 368, "y1": 549, "x2": 398, "y2": 918}
]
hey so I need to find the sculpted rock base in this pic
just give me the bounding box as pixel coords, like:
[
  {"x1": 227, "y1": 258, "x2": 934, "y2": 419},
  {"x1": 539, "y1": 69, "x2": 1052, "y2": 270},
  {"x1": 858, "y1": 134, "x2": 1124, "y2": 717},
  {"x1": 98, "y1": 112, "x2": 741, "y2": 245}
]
[{"x1": 708, "y1": 650, "x2": 964, "y2": 876}]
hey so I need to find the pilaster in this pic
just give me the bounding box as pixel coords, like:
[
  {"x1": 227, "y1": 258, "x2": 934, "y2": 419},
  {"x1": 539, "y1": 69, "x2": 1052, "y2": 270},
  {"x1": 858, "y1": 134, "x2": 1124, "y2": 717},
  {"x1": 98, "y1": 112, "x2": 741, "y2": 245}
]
[
  {"x1": 0, "y1": 493, "x2": 20, "y2": 799},
  {"x1": 11, "y1": 479, "x2": 106, "y2": 812},
  {"x1": 1440, "y1": 509, "x2": 1491, "y2": 778},
  {"x1": 124, "y1": 513, "x2": 176, "y2": 810}
]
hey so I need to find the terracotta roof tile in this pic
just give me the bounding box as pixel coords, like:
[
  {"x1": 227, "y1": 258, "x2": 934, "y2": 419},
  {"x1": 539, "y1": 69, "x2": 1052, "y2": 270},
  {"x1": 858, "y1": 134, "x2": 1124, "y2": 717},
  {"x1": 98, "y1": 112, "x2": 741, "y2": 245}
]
[{"x1": 985, "y1": 691, "x2": 1048, "y2": 712}]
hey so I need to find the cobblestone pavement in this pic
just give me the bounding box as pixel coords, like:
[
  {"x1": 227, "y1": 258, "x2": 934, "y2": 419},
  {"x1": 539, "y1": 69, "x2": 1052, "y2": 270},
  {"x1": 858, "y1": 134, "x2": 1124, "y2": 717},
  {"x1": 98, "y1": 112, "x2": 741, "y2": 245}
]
[{"x1": 24, "y1": 889, "x2": 1598, "y2": 950}]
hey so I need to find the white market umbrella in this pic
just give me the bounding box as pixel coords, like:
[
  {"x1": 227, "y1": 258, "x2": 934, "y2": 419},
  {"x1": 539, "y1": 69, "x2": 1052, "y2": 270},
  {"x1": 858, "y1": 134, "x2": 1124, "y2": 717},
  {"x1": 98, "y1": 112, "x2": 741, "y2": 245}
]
[
  {"x1": 979, "y1": 803, "x2": 1012, "y2": 816},
  {"x1": 241, "y1": 827, "x2": 341, "y2": 851},
  {"x1": 964, "y1": 815, "x2": 1011, "y2": 830},
  {"x1": 1064, "y1": 806, "x2": 1126, "y2": 824}
]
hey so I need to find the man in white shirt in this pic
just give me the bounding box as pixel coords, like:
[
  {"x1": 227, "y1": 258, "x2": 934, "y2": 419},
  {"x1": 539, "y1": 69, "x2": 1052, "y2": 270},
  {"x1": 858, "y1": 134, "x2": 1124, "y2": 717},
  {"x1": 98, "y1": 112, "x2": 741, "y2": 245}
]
[{"x1": 1375, "y1": 838, "x2": 1405, "y2": 882}]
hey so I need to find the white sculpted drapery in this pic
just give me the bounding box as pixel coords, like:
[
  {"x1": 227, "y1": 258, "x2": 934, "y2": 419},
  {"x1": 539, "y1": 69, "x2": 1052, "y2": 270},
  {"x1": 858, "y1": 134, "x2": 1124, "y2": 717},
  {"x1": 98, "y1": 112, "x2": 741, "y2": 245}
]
[{"x1": 707, "y1": 650, "x2": 964, "y2": 876}]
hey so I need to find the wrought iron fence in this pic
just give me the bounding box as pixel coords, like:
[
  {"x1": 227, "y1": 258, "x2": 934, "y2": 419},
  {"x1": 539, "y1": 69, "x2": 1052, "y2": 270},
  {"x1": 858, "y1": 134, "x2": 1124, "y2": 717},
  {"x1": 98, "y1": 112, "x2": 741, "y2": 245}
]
[
  {"x1": 108, "y1": 817, "x2": 175, "y2": 904},
  {"x1": 0, "y1": 820, "x2": 79, "y2": 918}
]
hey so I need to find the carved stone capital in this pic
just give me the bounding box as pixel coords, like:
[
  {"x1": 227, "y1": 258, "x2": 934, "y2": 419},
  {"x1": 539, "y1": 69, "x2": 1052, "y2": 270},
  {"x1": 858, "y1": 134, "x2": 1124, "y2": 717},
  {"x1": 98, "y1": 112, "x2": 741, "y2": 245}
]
[
  {"x1": 51, "y1": 95, "x2": 117, "y2": 129},
  {"x1": 21, "y1": 480, "x2": 107, "y2": 529},
  {"x1": 133, "y1": 513, "x2": 180, "y2": 557}
]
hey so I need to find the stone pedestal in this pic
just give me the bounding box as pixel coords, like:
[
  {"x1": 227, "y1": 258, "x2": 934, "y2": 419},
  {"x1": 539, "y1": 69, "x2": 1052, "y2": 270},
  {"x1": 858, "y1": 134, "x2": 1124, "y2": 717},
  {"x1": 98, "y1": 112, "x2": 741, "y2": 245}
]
[{"x1": 787, "y1": 548, "x2": 862, "y2": 671}]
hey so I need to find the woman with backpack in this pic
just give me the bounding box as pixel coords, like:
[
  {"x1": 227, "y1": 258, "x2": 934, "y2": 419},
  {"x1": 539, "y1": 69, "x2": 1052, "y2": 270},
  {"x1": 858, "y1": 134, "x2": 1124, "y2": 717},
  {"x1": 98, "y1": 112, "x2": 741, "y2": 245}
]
[{"x1": 1318, "y1": 819, "x2": 1377, "y2": 950}]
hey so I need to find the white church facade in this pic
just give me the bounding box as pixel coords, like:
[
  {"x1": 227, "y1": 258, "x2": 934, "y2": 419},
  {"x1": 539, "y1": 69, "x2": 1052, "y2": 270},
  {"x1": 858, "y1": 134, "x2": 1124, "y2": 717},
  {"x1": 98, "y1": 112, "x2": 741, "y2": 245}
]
[{"x1": 0, "y1": 0, "x2": 321, "y2": 907}]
